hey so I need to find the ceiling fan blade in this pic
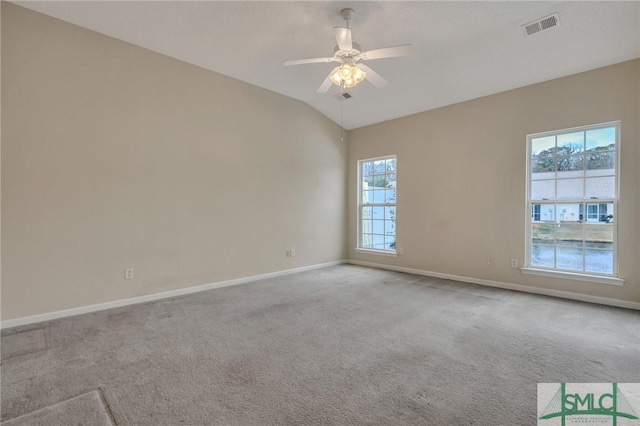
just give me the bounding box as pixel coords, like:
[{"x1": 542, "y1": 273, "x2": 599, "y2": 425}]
[
  {"x1": 360, "y1": 44, "x2": 414, "y2": 61},
  {"x1": 317, "y1": 67, "x2": 340, "y2": 93},
  {"x1": 334, "y1": 27, "x2": 353, "y2": 51},
  {"x1": 283, "y1": 57, "x2": 336, "y2": 66},
  {"x1": 357, "y1": 63, "x2": 388, "y2": 88}
]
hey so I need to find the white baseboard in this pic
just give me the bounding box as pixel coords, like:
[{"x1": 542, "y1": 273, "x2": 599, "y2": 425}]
[
  {"x1": 5, "y1": 258, "x2": 635, "y2": 329},
  {"x1": 1, "y1": 260, "x2": 347, "y2": 329},
  {"x1": 347, "y1": 259, "x2": 640, "y2": 311}
]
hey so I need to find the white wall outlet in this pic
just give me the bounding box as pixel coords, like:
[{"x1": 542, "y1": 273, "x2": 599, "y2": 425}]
[
  {"x1": 511, "y1": 259, "x2": 519, "y2": 268},
  {"x1": 487, "y1": 257, "x2": 494, "y2": 265},
  {"x1": 290, "y1": 249, "x2": 296, "y2": 257},
  {"x1": 398, "y1": 247, "x2": 405, "y2": 255},
  {"x1": 125, "y1": 268, "x2": 134, "y2": 280}
]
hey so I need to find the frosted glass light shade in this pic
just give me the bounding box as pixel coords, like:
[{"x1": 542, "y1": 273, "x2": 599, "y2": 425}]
[{"x1": 331, "y1": 64, "x2": 366, "y2": 88}]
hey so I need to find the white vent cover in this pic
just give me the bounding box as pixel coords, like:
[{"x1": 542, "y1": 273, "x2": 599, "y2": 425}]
[{"x1": 523, "y1": 13, "x2": 560, "y2": 36}]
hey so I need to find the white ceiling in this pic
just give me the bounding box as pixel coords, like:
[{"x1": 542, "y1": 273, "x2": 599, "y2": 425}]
[{"x1": 14, "y1": 1, "x2": 640, "y2": 130}]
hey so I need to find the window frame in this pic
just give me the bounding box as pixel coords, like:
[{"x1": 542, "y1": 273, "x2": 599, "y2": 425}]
[
  {"x1": 523, "y1": 121, "x2": 624, "y2": 286},
  {"x1": 356, "y1": 155, "x2": 397, "y2": 256}
]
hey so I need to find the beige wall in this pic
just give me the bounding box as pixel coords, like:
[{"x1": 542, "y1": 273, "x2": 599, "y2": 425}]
[
  {"x1": 2, "y1": 3, "x2": 638, "y2": 322},
  {"x1": 0, "y1": 2, "x2": 3, "y2": 322},
  {"x1": 348, "y1": 59, "x2": 640, "y2": 303},
  {"x1": 1, "y1": 3, "x2": 347, "y2": 320}
]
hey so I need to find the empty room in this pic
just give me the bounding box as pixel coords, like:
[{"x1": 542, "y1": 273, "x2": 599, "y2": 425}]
[{"x1": 1, "y1": 1, "x2": 639, "y2": 425}]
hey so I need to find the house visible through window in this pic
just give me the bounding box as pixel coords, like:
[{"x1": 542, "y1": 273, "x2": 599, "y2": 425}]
[
  {"x1": 532, "y1": 204, "x2": 541, "y2": 222},
  {"x1": 526, "y1": 122, "x2": 619, "y2": 277},
  {"x1": 358, "y1": 156, "x2": 396, "y2": 253}
]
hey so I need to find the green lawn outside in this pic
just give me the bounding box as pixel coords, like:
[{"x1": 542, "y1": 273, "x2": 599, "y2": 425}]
[{"x1": 531, "y1": 222, "x2": 614, "y2": 243}]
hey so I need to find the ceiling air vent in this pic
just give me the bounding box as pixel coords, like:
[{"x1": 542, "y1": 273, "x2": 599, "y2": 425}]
[
  {"x1": 523, "y1": 13, "x2": 559, "y2": 36},
  {"x1": 334, "y1": 92, "x2": 353, "y2": 101}
]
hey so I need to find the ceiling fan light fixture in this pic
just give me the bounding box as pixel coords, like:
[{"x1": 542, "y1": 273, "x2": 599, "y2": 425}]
[{"x1": 331, "y1": 63, "x2": 366, "y2": 88}]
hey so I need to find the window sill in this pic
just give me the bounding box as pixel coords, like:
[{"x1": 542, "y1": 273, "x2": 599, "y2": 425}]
[
  {"x1": 521, "y1": 267, "x2": 624, "y2": 286},
  {"x1": 354, "y1": 248, "x2": 397, "y2": 257}
]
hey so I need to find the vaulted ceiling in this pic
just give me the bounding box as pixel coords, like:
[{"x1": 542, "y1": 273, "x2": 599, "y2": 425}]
[{"x1": 15, "y1": 1, "x2": 640, "y2": 130}]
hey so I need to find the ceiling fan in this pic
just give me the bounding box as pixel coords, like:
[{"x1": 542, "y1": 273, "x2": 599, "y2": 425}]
[{"x1": 283, "y1": 8, "x2": 414, "y2": 93}]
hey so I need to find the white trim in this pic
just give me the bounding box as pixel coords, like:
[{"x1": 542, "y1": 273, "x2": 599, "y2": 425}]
[
  {"x1": 347, "y1": 259, "x2": 639, "y2": 311},
  {"x1": 521, "y1": 267, "x2": 624, "y2": 286},
  {"x1": 527, "y1": 120, "x2": 622, "y2": 138},
  {"x1": 354, "y1": 248, "x2": 397, "y2": 257},
  {"x1": 0, "y1": 260, "x2": 347, "y2": 330}
]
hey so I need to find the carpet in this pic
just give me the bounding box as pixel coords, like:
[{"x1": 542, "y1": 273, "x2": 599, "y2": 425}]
[
  {"x1": 2, "y1": 390, "x2": 115, "y2": 426},
  {"x1": 2, "y1": 265, "x2": 639, "y2": 425}
]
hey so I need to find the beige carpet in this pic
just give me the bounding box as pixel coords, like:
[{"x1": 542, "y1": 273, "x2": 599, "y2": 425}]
[{"x1": 2, "y1": 265, "x2": 639, "y2": 425}]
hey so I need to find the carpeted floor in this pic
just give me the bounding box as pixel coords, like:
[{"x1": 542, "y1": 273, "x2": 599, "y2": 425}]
[{"x1": 2, "y1": 264, "x2": 639, "y2": 425}]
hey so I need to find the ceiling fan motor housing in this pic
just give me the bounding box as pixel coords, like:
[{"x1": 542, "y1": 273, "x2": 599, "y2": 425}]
[{"x1": 333, "y1": 43, "x2": 362, "y2": 61}]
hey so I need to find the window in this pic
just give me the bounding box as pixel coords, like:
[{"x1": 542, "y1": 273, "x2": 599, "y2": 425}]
[
  {"x1": 358, "y1": 156, "x2": 396, "y2": 254},
  {"x1": 525, "y1": 122, "x2": 620, "y2": 282}
]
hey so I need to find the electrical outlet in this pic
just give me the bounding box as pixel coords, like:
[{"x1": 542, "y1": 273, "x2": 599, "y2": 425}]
[
  {"x1": 398, "y1": 247, "x2": 405, "y2": 255},
  {"x1": 125, "y1": 268, "x2": 134, "y2": 280},
  {"x1": 487, "y1": 257, "x2": 494, "y2": 265},
  {"x1": 290, "y1": 249, "x2": 296, "y2": 257},
  {"x1": 511, "y1": 259, "x2": 519, "y2": 268}
]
